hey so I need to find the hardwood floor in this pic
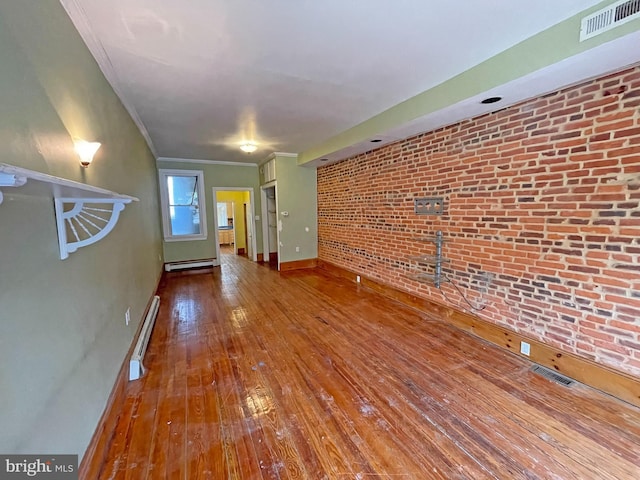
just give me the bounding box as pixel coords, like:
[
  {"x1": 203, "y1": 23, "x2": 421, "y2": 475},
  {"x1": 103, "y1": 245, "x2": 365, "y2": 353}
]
[{"x1": 97, "y1": 253, "x2": 640, "y2": 479}]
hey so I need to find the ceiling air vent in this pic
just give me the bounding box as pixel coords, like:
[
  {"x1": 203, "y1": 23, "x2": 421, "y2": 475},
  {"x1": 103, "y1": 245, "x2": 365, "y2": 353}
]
[{"x1": 580, "y1": 0, "x2": 640, "y2": 41}]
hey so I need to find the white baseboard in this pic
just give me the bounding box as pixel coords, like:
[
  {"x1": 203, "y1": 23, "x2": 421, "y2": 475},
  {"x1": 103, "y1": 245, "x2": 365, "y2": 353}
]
[{"x1": 164, "y1": 259, "x2": 219, "y2": 271}]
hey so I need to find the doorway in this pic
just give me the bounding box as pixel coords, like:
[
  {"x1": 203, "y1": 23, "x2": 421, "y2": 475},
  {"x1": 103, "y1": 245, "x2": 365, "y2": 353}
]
[
  {"x1": 260, "y1": 182, "x2": 279, "y2": 269},
  {"x1": 213, "y1": 187, "x2": 257, "y2": 264}
]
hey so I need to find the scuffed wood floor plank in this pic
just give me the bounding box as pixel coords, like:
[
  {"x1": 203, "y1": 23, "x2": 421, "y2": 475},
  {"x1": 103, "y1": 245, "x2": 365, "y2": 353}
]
[{"x1": 97, "y1": 252, "x2": 640, "y2": 479}]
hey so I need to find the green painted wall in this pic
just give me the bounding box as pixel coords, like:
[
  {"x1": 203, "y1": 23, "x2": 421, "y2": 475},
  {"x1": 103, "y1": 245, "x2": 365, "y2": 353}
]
[
  {"x1": 157, "y1": 160, "x2": 262, "y2": 263},
  {"x1": 273, "y1": 155, "x2": 318, "y2": 263},
  {"x1": 0, "y1": 1, "x2": 162, "y2": 457},
  {"x1": 299, "y1": 0, "x2": 640, "y2": 165}
]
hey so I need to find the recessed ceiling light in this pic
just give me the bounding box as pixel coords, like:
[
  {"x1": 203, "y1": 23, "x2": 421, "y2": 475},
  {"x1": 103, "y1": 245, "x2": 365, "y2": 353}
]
[
  {"x1": 240, "y1": 142, "x2": 257, "y2": 153},
  {"x1": 481, "y1": 96, "x2": 502, "y2": 104},
  {"x1": 370, "y1": 139, "x2": 382, "y2": 143}
]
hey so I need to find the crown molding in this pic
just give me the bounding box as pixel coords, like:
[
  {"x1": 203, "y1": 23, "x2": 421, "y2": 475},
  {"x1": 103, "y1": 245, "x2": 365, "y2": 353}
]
[
  {"x1": 259, "y1": 151, "x2": 298, "y2": 166},
  {"x1": 273, "y1": 152, "x2": 298, "y2": 158},
  {"x1": 156, "y1": 157, "x2": 258, "y2": 168},
  {"x1": 60, "y1": 0, "x2": 158, "y2": 158}
]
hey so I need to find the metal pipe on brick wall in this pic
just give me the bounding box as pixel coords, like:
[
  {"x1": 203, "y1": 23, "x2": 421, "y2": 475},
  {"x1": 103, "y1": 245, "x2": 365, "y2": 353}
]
[{"x1": 434, "y1": 230, "x2": 443, "y2": 289}]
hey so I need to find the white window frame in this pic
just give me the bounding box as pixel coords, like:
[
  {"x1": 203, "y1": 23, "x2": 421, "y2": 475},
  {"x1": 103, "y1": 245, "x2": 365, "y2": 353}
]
[{"x1": 158, "y1": 169, "x2": 207, "y2": 242}]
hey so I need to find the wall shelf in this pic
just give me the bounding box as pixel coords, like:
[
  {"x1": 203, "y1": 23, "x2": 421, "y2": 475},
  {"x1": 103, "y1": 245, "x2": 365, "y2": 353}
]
[
  {"x1": 407, "y1": 254, "x2": 451, "y2": 265},
  {"x1": 407, "y1": 230, "x2": 448, "y2": 288},
  {"x1": 405, "y1": 272, "x2": 451, "y2": 284},
  {"x1": 0, "y1": 163, "x2": 139, "y2": 259}
]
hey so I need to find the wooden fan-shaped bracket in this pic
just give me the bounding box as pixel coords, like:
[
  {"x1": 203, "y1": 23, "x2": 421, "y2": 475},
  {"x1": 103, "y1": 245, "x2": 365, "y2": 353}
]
[
  {"x1": 0, "y1": 163, "x2": 138, "y2": 260},
  {"x1": 54, "y1": 198, "x2": 133, "y2": 259}
]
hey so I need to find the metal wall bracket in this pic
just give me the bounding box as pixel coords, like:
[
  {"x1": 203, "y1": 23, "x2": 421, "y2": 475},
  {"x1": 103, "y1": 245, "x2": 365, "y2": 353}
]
[{"x1": 414, "y1": 197, "x2": 444, "y2": 215}]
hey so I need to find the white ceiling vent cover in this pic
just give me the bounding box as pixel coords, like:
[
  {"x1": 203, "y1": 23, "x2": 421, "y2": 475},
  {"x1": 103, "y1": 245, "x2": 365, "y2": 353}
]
[{"x1": 580, "y1": 0, "x2": 640, "y2": 41}]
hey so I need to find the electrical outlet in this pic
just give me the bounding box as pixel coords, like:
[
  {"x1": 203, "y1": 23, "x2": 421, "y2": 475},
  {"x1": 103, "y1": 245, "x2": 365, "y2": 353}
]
[
  {"x1": 356, "y1": 275, "x2": 361, "y2": 283},
  {"x1": 295, "y1": 246, "x2": 300, "y2": 252},
  {"x1": 125, "y1": 308, "x2": 131, "y2": 326},
  {"x1": 520, "y1": 341, "x2": 530, "y2": 356}
]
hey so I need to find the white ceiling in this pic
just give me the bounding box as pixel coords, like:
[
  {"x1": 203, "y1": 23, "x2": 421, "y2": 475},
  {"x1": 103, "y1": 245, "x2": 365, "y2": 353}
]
[{"x1": 61, "y1": 0, "x2": 610, "y2": 164}]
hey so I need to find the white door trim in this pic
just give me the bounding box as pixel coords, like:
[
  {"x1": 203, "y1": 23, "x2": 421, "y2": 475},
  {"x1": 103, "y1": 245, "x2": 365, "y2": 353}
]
[
  {"x1": 260, "y1": 182, "x2": 279, "y2": 270},
  {"x1": 212, "y1": 187, "x2": 258, "y2": 263}
]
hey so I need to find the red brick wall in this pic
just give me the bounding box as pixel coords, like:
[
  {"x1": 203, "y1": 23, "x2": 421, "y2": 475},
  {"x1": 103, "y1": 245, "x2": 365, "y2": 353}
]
[{"x1": 317, "y1": 66, "x2": 640, "y2": 377}]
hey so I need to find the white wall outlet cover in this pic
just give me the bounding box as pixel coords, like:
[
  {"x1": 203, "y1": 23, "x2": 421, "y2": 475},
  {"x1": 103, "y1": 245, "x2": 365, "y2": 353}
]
[
  {"x1": 255, "y1": 215, "x2": 260, "y2": 221},
  {"x1": 295, "y1": 246, "x2": 300, "y2": 252},
  {"x1": 305, "y1": 226, "x2": 309, "y2": 232},
  {"x1": 520, "y1": 341, "x2": 531, "y2": 356}
]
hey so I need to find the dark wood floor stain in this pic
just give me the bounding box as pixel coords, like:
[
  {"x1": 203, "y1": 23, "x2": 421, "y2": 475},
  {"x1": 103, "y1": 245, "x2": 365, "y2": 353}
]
[{"x1": 98, "y1": 253, "x2": 640, "y2": 479}]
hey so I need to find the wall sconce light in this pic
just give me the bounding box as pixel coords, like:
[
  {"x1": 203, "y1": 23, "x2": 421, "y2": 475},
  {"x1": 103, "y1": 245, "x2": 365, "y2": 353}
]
[
  {"x1": 240, "y1": 142, "x2": 257, "y2": 153},
  {"x1": 75, "y1": 141, "x2": 101, "y2": 168}
]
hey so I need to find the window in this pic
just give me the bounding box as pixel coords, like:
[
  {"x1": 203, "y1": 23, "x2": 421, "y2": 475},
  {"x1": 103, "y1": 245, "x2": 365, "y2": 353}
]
[
  {"x1": 158, "y1": 169, "x2": 207, "y2": 241},
  {"x1": 217, "y1": 202, "x2": 228, "y2": 227}
]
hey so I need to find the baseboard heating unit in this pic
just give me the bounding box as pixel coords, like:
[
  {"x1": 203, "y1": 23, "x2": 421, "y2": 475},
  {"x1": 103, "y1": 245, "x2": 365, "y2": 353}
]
[
  {"x1": 164, "y1": 259, "x2": 218, "y2": 271},
  {"x1": 129, "y1": 295, "x2": 161, "y2": 381}
]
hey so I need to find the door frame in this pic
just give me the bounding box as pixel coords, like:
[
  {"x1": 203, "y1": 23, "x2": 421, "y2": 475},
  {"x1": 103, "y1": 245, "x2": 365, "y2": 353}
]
[
  {"x1": 260, "y1": 181, "x2": 280, "y2": 270},
  {"x1": 212, "y1": 187, "x2": 258, "y2": 263}
]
